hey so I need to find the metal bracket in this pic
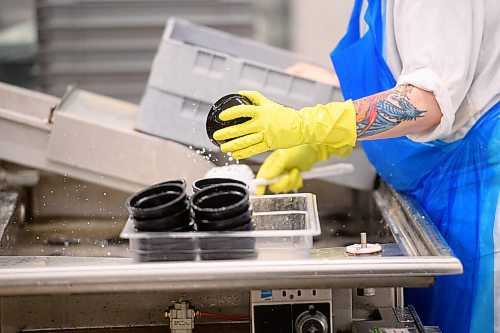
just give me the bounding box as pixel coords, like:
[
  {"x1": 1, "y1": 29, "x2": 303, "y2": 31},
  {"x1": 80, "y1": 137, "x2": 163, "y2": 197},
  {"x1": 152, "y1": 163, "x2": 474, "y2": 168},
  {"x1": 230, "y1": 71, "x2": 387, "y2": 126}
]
[{"x1": 393, "y1": 307, "x2": 414, "y2": 323}]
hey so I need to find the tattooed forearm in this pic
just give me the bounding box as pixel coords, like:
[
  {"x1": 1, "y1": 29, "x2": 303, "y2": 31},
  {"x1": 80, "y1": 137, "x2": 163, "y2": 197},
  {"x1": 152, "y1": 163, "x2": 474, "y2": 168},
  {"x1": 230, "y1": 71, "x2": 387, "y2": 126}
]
[{"x1": 354, "y1": 85, "x2": 426, "y2": 138}]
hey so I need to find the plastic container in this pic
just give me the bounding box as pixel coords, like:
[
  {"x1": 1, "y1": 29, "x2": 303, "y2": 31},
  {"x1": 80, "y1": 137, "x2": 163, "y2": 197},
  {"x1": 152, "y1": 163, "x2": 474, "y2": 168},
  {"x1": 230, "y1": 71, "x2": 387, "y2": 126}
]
[
  {"x1": 192, "y1": 177, "x2": 247, "y2": 193},
  {"x1": 195, "y1": 209, "x2": 253, "y2": 231},
  {"x1": 126, "y1": 180, "x2": 190, "y2": 231},
  {"x1": 206, "y1": 94, "x2": 252, "y2": 147},
  {"x1": 137, "y1": 88, "x2": 213, "y2": 148},
  {"x1": 191, "y1": 184, "x2": 250, "y2": 221},
  {"x1": 131, "y1": 248, "x2": 197, "y2": 262},
  {"x1": 125, "y1": 180, "x2": 196, "y2": 260},
  {"x1": 198, "y1": 220, "x2": 256, "y2": 260},
  {"x1": 191, "y1": 183, "x2": 254, "y2": 259},
  {"x1": 137, "y1": 18, "x2": 343, "y2": 150},
  {"x1": 130, "y1": 221, "x2": 197, "y2": 262},
  {"x1": 120, "y1": 193, "x2": 321, "y2": 262},
  {"x1": 151, "y1": 18, "x2": 342, "y2": 107}
]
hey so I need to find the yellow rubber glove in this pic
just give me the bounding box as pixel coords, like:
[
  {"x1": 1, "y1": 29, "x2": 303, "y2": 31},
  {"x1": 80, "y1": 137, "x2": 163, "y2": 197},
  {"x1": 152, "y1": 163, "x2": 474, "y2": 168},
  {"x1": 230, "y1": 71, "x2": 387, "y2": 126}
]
[
  {"x1": 255, "y1": 144, "x2": 353, "y2": 195},
  {"x1": 213, "y1": 91, "x2": 357, "y2": 160}
]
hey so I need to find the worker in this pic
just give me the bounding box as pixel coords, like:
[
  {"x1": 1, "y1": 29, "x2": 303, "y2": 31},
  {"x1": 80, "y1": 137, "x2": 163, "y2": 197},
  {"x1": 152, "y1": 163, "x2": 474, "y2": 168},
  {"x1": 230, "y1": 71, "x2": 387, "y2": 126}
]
[{"x1": 213, "y1": 0, "x2": 499, "y2": 332}]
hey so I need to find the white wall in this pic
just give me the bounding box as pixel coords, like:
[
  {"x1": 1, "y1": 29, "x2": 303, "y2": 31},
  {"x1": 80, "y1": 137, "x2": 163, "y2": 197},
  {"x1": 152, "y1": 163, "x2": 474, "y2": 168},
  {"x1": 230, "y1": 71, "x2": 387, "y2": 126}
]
[{"x1": 290, "y1": 0, "x2": 354, "y2": 65}]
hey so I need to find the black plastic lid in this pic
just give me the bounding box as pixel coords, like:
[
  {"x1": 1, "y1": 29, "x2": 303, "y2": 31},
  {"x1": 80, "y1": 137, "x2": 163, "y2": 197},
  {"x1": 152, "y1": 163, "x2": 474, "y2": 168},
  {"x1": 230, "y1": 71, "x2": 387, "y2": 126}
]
[
  {"x1": 206, "y1": 94, "x2": 253, "y2": 147},
  {"x1": 195, "y1": 208, "x2": 253, "y2": 231},
  {"x1": 191, "y1": 183, "x2": 250, "y2": 220},
  {"x1": 126, "y1": 182, "x2": 187, "y2": 221},
  {"x1": 192, "y1": 177, "x2": 248, "y2": 193},
  {"x1": 133, "y1": 204, "x2": 191, "y2": 231}
]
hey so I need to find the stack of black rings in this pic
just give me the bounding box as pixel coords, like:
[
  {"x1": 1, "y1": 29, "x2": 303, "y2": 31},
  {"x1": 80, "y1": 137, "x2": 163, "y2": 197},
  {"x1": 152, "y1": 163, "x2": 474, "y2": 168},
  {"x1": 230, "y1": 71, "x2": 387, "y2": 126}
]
[{"x1": 125, "y1": 178, "x2": 255, "y2": 260}]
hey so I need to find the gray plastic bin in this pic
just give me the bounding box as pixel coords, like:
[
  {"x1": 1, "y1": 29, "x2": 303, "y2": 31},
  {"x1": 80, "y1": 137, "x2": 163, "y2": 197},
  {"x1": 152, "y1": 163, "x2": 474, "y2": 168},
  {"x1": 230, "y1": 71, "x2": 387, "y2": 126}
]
[
  {"x1": 138, "y1": 18, "x2": 343, "y2": 149},
  {"x1": 138, "y1": 87, "x2": 212, "y2": 148}
]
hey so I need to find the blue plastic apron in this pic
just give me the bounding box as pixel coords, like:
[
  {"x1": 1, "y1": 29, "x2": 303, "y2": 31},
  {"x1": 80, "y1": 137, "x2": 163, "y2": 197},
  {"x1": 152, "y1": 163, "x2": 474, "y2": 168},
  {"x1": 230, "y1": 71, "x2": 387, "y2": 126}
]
[{"x1": 330, "y1": 0, "x2": 500, "y2": 332}]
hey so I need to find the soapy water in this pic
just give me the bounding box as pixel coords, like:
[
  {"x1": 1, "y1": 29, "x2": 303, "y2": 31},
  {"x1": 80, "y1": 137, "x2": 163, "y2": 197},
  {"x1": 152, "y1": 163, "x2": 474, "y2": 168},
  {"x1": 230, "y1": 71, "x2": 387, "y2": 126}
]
[{"x1": 187, "y1": 144, "x2": 240, "y2": 167}]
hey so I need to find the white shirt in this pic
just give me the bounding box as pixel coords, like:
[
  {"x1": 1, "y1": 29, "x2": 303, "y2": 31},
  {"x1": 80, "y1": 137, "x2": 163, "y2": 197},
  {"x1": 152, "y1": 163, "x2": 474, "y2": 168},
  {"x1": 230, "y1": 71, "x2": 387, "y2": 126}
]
[{"x1": 383, "y1": 0, "x2": 500, "y2": 142}]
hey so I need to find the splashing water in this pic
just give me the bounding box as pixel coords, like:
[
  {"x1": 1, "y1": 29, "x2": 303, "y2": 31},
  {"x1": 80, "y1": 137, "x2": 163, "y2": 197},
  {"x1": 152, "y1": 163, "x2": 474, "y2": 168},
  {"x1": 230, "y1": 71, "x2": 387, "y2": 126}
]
[{"x1": 186, "y1": 144, "x2": 237, "y2": 165}]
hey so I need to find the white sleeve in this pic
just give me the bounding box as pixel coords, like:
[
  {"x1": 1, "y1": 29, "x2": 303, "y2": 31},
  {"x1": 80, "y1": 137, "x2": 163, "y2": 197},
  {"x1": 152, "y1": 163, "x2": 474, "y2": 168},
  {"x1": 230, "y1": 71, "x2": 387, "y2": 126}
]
[{"x1": 392, "y1": 0, "x2": 476, "y2": 142}]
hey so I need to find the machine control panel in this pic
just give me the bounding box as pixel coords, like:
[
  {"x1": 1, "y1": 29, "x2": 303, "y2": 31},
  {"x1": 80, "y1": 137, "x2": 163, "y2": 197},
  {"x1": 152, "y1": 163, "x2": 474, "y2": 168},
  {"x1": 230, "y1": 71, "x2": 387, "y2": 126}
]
[{"x1": 251, "y1": 289, "x2": 332, "y2": 333}]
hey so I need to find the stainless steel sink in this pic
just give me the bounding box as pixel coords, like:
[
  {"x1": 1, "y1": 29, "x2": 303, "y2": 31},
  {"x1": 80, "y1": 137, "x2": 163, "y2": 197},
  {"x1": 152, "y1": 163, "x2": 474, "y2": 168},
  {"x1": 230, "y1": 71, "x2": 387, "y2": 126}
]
[
  {"x1": 1, "y1": 177, "x2": 393, "y2": 260},
  {"x1": 5, "y1": 216, "x2": 129, "y2": 258},
  {"x1": 0, "y1": 174, "x2": 461, "y2": 296}
]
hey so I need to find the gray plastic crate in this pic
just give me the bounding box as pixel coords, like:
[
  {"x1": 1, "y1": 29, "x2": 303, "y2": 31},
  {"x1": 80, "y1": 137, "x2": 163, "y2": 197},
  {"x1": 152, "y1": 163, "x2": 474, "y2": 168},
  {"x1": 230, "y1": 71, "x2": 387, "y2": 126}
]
[
  {"x1": 138, "y1": 87, "x2": 212, "y2": 147},
  {"x1": 149, "y1": 18, "x2": 342, "y2": 107},
  {"x1": 138, "y1": 18, "x2": 343, "y2": 149}
]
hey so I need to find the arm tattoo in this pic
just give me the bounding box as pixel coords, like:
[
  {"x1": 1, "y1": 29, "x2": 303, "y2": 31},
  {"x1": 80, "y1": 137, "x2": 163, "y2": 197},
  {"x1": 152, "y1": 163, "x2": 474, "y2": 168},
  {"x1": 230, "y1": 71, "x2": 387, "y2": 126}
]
[{"x1": 354, "y1": 85, "x2": 426, "y2": 138}]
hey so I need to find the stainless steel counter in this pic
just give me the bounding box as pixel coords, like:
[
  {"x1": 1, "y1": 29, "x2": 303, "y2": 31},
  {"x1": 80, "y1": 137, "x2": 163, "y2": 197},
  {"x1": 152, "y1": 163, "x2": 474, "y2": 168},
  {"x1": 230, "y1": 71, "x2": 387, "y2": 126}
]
[{"x1": 0, "y1": 183, "x2": 462, "y2": 296}]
